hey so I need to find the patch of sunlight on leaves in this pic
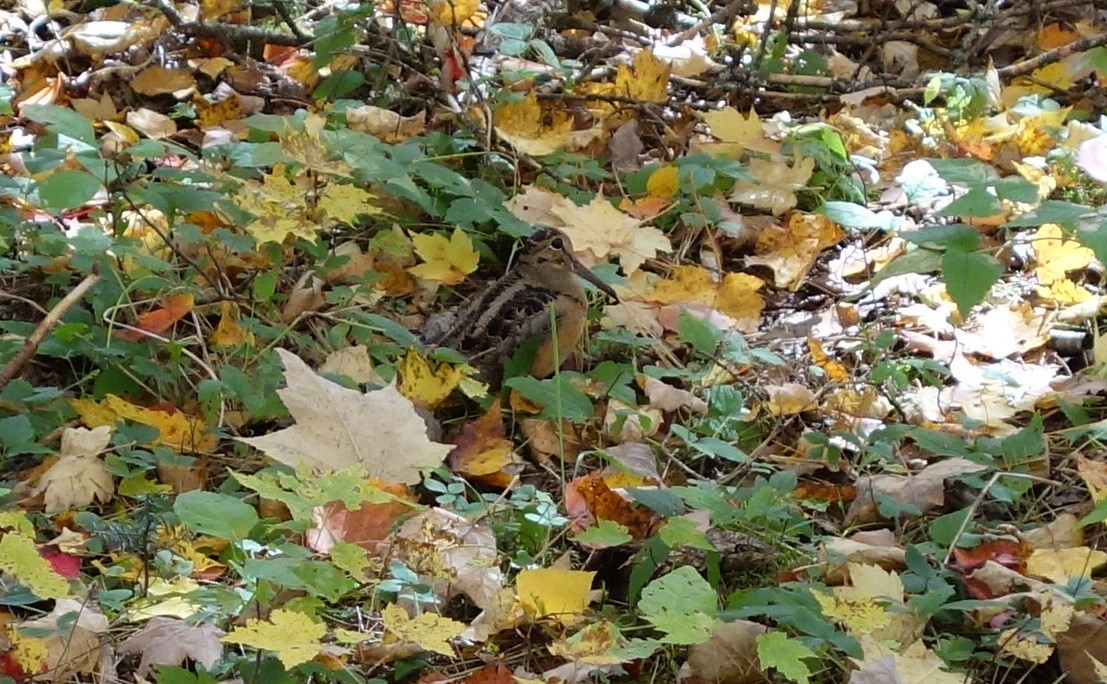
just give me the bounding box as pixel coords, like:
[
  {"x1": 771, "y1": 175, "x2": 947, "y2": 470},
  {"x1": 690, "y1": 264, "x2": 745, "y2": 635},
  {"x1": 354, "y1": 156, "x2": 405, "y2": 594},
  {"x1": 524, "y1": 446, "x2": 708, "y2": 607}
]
[
  {"x1": 516, "y1": 568, "x2": 595, "y2": 625},
  {"x1": 637, "y1": 566, "x2": 717, "y2": 644},
  {"x1": 222, "y1": 609, "x2": 326, "y2": 669},
  {"x1": 381, "y1": 604, "x2": 465, "y2": 656}
]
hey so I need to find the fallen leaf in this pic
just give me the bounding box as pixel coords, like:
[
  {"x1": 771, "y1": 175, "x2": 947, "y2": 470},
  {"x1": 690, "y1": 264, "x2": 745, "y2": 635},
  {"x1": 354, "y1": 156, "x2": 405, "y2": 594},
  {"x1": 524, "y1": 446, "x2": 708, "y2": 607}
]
[
  {"x1": 35, "y1": 426, "x2": 114, "y2": 512},
  {"x1": 386, "y1": 508, "x2": 502, "y2": 610},
  {"x1": 118, "y1": 616, "x2": 225, "y2": 677},
  {"x1": 381, "y1": 603, "x2": 464, "y2": 656},
  {"x1": 16, "y1": 599, "x2": 107, "y2": 680},
  {"x1": 681, "y1": 620, "x2": 768, "y2": 684},
  {"x1": 1026, "y1": 547, "x2": 1107, "y2": 583},
  {"x1": 238, "y1": 349, "x2": 452, "y2": 483},
  {"x1": 408, "y1": 228, "x2": 480, "y2": 285},
  {"x1": 447, "y1": 400, "x2": 524, "y2": 487},
  {"x1": 115, "y1": 293, "x2": 194, "y2": 340},
  {"x1": 222, "y1": 609, "x2": 326, "y2": 668},
  {"x1": 845, "y1": 458, "x2": 988, "y2": 526},
  {"x1": 516, "y1": 567, "x2": 594, "y2": 625}
]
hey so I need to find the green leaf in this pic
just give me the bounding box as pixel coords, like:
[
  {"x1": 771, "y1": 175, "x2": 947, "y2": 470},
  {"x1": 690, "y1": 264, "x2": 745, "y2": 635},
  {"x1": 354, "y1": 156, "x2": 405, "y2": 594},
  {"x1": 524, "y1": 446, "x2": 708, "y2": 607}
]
[
  {"x1": 37, "y1": 171, "x2": 102, "y2": 211},
  {"x1": 936, "y1": 186, "x2": 1002, "y2": 218},
  {"x1": 677, "y1": 310, "x2": 722, "y2": 355},
  {"x1": 657, "y1": 516, "x2": 714, "y2": 551},
  {"x1": 572, "y1": 520, "x2": 633, "y2": 547},
  {"x1": 900, "y1": 223, "x2": 980, "y2": 251},
  {"x1": 627, "y1": 488, "x2": 687, "y2": 517},
  {"x1": 869, "y1": 248, "x2": 942, "y2": 289},
  {"x1": 505, "y1": 375, "x2": 594, "y2": 422},
  {"x1": 1006, "y1": 200, "x2": 1091, "y2": 228},
  {"x1": 1080, "y1": 498, "x2": 1107, "y2": 527},
  {"x1": 757, "y1": 631, "x2": 816, "y2": 684},
  {"x1": 929, "y1": 506, "x2": 973, "y2": 547},
  {"x1": 941, "y1": 248, "x2": 1002, "y2": 316},
  {"x1": 638, "y1": 566, "x2": 718, "y2": 644},
  {"x1": 22, "y1": 104, "x2": 96, "y2": 145},
  {"x1": 818, "y1": 201, "x2": 880, "y2": 229},
  {"x1": 1076, "y1": 214, "x2": 1107, "y2": 266},
  {"x1": 927, "y1": 158, "x2": 998, "y2": 184},
  {"x1": 174, "y1": 490, "x2": 258, "y2": 540}
]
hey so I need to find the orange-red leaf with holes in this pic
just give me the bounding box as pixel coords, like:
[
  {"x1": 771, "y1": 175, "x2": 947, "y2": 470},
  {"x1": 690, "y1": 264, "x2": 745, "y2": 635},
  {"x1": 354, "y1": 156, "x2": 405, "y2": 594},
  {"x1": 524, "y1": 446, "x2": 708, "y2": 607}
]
[
  {"x1": 115, "y1": 293, "x2": 194, "y2": 341},
  {"x1": 565, "y1": 472, "x2": 655, "y2": 540}
]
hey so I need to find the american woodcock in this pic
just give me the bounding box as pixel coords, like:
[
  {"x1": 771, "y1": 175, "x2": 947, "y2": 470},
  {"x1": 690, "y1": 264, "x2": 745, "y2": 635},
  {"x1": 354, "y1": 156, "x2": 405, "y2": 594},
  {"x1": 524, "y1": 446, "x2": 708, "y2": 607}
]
[{"x1": 423, "y1": 227, "x2": 617, "y2": 384}]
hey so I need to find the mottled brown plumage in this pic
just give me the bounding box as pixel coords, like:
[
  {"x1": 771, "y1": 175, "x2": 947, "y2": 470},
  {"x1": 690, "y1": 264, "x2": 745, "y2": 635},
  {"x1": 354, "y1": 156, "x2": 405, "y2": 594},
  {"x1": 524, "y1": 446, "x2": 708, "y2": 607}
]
[{"x1": 423, "y1": 227, "x2": 617, "y2": 384}]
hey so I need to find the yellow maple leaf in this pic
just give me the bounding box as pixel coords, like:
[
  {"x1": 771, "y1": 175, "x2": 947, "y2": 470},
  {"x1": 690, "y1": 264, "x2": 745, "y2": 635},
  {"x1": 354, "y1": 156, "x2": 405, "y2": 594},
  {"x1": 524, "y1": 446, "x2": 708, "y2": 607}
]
[
  {"x1": 319, "y1": 184, "x2": 381, "y2": 225},
  {"x1": 8, "y1": 631, "x2": 49, "y2": 678},
  {"x1": 397, "y1": 349, "x2": 467, "y2": 408},
  {"x1": 381, "y1": 604, "x2": 464, "y2": 656},
  {"x1": 222, "y1": 609, "x2": 326, "y2": 668},
  {"x1": 613, "y1": 50, "x2": 670, "y2": 104},
  {"x1": 516, "y1": 567, "x2": 595, "y2": 625},
  {"x1": 408, "y1": 228, "x2": 480, "y2": 285},
  {"x1": 650, "y1": 265, "x2": 765, "y2": 327},
  {"x1": 550, "y1": 194, "x2": 670, "y2": 274},
  {"x1": 493, "y1": 93, "x2": 574, "y2": 156},
  {"x1": 1032, "y1": 223, "x2": 1092, "y2": 286},
  {"x1": 701, "y1": 106, "x2": 780, "y2": 155},
  {"x1": 814, "y1": 591, "x2": 890, "y2": 635},
  {"x1": 235, "y1": 170, "x2": 319, "y2": 244}
]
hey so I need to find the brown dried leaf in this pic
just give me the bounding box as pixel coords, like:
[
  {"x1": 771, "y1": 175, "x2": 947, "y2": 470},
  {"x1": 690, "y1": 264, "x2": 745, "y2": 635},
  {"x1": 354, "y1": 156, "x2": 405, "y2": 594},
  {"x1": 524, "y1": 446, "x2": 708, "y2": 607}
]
[{"x1": 118, "y1": 616, "x2": 225, "y2": 677}]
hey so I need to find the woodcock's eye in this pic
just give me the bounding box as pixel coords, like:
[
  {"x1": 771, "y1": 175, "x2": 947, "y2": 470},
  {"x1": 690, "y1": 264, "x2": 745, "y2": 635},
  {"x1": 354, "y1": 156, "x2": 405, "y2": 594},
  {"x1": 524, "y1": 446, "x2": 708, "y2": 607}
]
[{"x1": 549, "y1": 237, "x2": 564, "y2": 250}]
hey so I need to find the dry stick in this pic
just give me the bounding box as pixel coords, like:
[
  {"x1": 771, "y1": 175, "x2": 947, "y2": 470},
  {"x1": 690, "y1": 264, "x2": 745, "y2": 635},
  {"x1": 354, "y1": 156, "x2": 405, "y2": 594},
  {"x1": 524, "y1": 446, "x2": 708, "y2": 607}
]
[{"x1": 0, "y1": 271, "x2": 101, "y2": 392}]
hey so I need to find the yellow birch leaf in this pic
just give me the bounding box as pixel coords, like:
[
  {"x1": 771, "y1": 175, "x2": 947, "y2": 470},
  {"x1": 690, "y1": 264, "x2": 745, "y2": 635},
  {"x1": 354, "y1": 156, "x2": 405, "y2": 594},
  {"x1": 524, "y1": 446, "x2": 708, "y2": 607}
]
[
  {"x1": 646, "y1": 165, "x2": 679, "y2": 199},
  {"x1": 516, "y1": 567, "x2": 595, "y2": 625},
  {"x1": 211, "y1": 301, "x2": 252, "y2": 348},
  {"x1": 71, "y1": 394, "x2": 216, "y2": 453}
]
